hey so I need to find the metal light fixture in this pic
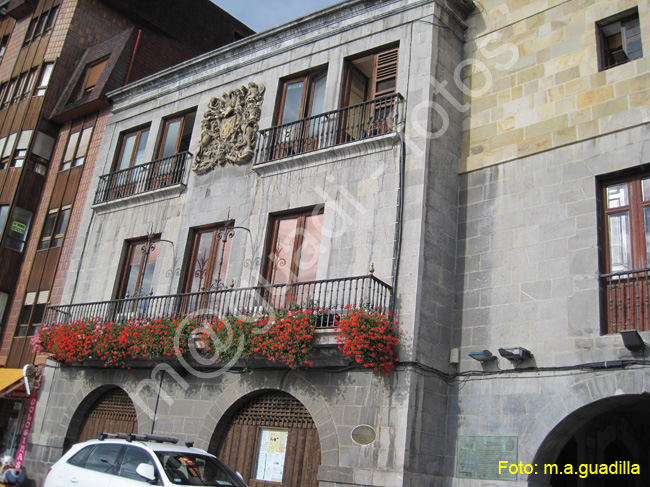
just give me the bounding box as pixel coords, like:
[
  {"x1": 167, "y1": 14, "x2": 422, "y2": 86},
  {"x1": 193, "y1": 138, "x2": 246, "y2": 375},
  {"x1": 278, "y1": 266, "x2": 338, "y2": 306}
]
[
  {"x1": 498, "y1": 347, "x2": 533, "y2": 361},
  {"x1": 621, "y1": 330, "x2": 646, "y2": 352},
  {"x1": 468, "y1": 350, "x2": 496, "y2": 362}
]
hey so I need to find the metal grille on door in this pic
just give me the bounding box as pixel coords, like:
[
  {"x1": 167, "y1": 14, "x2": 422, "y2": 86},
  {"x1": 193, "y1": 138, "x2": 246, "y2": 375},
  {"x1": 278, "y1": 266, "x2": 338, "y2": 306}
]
[{"x1": 77, "y1": 388, "x2": 138, "y2": 443}]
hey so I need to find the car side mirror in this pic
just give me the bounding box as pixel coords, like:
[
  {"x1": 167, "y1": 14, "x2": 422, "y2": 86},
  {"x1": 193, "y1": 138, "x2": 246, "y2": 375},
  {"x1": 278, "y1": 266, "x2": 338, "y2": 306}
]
[{"x1": 136, "y1": 463, "x2": 156, "y2": 482}]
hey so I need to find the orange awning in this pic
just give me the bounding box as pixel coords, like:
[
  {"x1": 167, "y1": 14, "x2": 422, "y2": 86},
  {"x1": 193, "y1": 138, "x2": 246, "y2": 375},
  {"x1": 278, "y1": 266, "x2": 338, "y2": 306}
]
[{"x1": 0, "y1": 369, "x2": 24, "y2": 394}]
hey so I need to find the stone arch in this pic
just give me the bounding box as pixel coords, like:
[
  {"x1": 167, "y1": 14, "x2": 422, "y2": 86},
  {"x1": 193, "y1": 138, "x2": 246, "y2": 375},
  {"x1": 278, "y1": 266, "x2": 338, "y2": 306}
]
[
  {"x1": 63, "y1": 385, "x2": 137, "y2": 451},
  {"x1": 524, "y1": 369, "x2": 650, "y2": 486},
  {"x1": 196, "y1": 372, "x2": 338, "y2": 467}
]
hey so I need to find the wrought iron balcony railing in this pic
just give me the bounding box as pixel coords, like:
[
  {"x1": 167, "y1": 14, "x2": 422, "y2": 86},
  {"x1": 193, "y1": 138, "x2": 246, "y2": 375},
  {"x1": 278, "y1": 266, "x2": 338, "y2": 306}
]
[
  {"x1": 94, "y1": 151, "x2": 191, "y2": 204},
  {"x1": 254, "y1": 94, "x2": 404, "y2": 164},
  {"x1": 601, "y1": 268, "x2": 650, "y2": 333},
  {"x1": 44, "y1": 274, "x2": 392, "y2": 329}
]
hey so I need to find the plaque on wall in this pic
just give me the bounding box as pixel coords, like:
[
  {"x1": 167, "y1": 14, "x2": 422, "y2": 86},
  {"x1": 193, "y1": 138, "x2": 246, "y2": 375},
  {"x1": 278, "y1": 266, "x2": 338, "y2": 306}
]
[{"x1": 456, "y1": 436, "x2": 518, "y2": 481}]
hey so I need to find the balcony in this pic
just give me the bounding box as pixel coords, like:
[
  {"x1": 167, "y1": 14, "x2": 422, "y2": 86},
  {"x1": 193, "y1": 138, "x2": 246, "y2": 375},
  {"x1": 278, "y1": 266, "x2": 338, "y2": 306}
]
[
  {"x1": 44, "y1": 274, "x2": 392, "y2": 329},
  {"x1": 602, "y1": 268, "x2": 650, "y2": 333},
  {"x1": 254, "y1": 94, "x2": 404, "y2": 164},
  {"x1": 94, "y1": 151, "x2": 190, "y2": 204}
]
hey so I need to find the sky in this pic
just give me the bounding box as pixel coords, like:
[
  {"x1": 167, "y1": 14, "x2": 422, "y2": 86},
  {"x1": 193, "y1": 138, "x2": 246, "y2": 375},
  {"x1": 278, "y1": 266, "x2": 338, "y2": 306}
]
[{"x1": 212, "y1": 0, "x2": 341, "y2": 33}]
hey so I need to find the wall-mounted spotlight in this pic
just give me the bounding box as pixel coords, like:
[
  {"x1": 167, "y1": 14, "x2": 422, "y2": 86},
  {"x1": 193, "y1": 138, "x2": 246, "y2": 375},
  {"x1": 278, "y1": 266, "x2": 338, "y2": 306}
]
[
  {"x1": 620, "y1": 330, "x2": 646, "y2": 352},
  {"x1": 498, "y1": 347, "x2": 533, "y2": 361},
  {"x1": 468, "y1": 350, "x2": 496, "y2": 362}
]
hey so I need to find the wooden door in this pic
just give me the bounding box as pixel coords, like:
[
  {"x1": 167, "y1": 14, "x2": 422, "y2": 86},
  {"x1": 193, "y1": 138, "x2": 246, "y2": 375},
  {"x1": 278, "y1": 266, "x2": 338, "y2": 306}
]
[
  {"x1": 77, "y1": 388, "x2": 137, "y2": 442},
  {"x1": 215, "y1": 392, "x2": 321, "y2": 487}
]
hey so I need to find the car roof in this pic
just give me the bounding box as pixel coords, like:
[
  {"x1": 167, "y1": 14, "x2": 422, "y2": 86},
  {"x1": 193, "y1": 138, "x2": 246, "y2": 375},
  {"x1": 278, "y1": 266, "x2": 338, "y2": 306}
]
[{"x1": 75, "y1": 438, "x2": 213, "y2": 455}]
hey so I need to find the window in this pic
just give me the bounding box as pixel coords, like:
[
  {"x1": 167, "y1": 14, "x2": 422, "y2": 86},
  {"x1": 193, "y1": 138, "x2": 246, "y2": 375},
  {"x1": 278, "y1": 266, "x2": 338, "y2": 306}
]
[
  {"x1": 13, "y1": 72, "x2": 28, "y2": 103},
  {"x1": 38, "y1": 206, "x2": 70, "y2": 250},
  {"x1": 23, "y1": 68, "x2": 38, "y2": 99},
  {"x1": 117, "y1": 237, "x2": 159, "y2": 299},
  {"x1": 4, "y1": 206, "x2": 32, "y2": 252},
  {"x1": 118, "y1": 446, "x2": 156, "y2": 481},
  {"x1": 271, "y1": 69, "x2": 327, "y2": 158},
  {"x1": 115, "y1": 127, "x2": 149, "y2": 172},
  {"x1": 34, "y1": 63, "x2": 54, "y2": 96},
  {"x1": 157, "y1": 111, "x2": 195, "y2": 159},
  {"x1": 0, "y1": 205, "x2": 8, "y2": 235},
  {"x1": 3, "y1": 77, "x2": 16, "y2": 107},
  {"x1": 184, "y1": 224, "x2": 232, "y2": 293},
  {"x1": 81, "y1": 58, "x2": 107, "y2": 97},
  {"x1": 85, "y1": 444, "x2": 122, "y2": 474},
  {"x1": 339, "y1": 45, "x2": 399, "y2": 141},
  {"x1": 61, "y1": 126, "x2": 93, "y2": 171},
  {"x1": 600, "y1": 172, "x2": 650, "y2": 333},
  {"x1": 10, "y1": 149, "x2": 25, "y2": 168},
  {"x1": 341, "y1": 45, "x2": 398, "y2": 105},
  {"x1": 16, "y1": 290, "x2": 49, "y2": 337},
  {"x1": 24, "y1": 6, "x2": 58, "y2": 44},
  {"x1": 152, "y1": 111, "x2": 195, "y2": 188},
  {"x1": 44, "y1": 5, "x2": 59, "y2": 33},
  {"x1": 0, "y1": 35, "x2": 9, "y2": 62},
  {"x1": 597, "y1": 8, "x2": 643, "y2": 70},
  {"x1": 264, "y1": 208, "x2": 323, "y2": 306}
]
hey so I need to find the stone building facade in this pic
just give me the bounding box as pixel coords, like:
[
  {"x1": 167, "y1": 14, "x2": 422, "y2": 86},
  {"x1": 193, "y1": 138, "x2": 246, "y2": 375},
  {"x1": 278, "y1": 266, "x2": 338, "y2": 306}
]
[{"x1": 26, "y1": 0, "x2": 650, "y2": 486}]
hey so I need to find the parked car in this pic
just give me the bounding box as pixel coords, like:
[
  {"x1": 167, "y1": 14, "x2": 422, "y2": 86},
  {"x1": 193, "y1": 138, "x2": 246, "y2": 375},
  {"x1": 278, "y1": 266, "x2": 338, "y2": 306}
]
[{"x1": 43, "y1": 433, "x2": 247, "y2": 487}]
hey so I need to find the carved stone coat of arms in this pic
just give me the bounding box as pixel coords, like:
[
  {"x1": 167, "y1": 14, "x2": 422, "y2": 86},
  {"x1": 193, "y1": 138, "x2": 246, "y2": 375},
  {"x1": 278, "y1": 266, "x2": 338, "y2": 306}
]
[{"x1": 193, "y1": 82, "x2": 265, "y2": 174}]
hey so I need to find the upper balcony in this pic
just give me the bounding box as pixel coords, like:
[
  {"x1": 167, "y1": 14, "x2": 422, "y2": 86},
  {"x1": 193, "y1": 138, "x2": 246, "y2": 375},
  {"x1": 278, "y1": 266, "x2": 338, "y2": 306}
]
[
  {"x1": 94, "y1": 151, "x2": 190, "y2": 205},
  {"x1": 254, "y1": 94, "x2": 404, "y2": 165}
]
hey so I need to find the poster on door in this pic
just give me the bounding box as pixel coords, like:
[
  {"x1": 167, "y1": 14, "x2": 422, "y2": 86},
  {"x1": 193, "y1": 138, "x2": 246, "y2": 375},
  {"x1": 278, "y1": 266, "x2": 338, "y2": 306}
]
[{"x1": 255, "y1": 428, "x2": 288, "y2": 482}]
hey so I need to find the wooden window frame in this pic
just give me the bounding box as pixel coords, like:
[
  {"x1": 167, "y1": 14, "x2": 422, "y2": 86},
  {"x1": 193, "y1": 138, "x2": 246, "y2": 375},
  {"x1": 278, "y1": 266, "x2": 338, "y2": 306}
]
[
  {"x1": 275, "y1": 70, "x2": 327, "y2": 126},
  {"x1": 600, "y1": 173, "x2": 650, "y2": 273},
  {"x1": 263, "y1": 207, "x2": 324, "y2": 288},
  {"x1": 114, "y1": 126, "x2": 150, "y2": 172},
  {"x1": 272, "y1": 69, "x2": 327, "y2": 158},
  {"x1": 183, "y1": 223, "x2": 233, "y2": 294},
  {"x1": 116, "y1": 236, "x2": 160, "y2": 299}
]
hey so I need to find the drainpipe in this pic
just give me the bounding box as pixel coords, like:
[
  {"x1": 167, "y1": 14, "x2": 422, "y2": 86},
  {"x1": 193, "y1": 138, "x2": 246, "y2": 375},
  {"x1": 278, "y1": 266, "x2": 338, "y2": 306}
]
[{"x1": 124, "y1": 29, "x2": 141, "y2": 86}]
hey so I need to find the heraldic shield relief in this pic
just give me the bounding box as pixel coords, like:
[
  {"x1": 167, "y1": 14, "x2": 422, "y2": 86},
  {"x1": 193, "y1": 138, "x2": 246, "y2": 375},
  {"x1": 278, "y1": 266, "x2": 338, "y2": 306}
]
[{"x1": 193, "y1": 82, "x2": 265, "y2": 174}]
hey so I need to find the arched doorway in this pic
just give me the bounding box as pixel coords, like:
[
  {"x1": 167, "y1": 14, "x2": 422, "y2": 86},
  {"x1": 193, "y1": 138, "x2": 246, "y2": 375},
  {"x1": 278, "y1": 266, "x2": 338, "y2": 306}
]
[
  {"x1": 531, "y1": 395, "x2": 650, "y2": 487},
  {"x1": 212, "y1": 391, "x2": 321, "y2": 487},
  {"x1": 74, "y1": 387, "x2": 138, "y2": 443}
]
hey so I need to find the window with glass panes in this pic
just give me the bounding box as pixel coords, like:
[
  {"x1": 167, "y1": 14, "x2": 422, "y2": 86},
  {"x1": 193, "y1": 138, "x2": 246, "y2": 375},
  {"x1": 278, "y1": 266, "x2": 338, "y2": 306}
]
[{"x1": 601, "y1": 173, "x2": 650, "y2": 333}]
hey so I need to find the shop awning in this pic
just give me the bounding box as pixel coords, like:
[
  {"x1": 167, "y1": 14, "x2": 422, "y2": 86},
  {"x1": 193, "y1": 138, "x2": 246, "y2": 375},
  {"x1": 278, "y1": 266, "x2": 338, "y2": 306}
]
[{"x1": 0, "y1": 368, "x2": 24, "y2": 395}]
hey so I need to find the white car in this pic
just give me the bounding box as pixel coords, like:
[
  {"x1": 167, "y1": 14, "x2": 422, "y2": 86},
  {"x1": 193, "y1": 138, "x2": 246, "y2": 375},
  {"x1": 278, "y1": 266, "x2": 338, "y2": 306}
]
[{"x1": 43, "y1": 433, "x2": 247, "y2": 487}]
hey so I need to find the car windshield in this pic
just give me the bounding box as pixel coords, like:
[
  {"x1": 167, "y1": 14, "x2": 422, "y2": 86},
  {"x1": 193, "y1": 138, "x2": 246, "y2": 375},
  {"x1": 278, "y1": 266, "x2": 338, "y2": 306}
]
[{"x1": 155, "y1": 452, "x2": 243, "y2": 486}]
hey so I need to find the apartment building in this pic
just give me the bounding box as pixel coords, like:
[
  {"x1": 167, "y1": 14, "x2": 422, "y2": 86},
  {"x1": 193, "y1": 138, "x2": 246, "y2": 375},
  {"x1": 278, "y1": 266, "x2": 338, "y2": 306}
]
[
  {"x1": 24, "y1": 0, "x2": 650, "y2": 486},
  {"x1": 0, "y1": 0, "x2": 251, "y2": 481}
]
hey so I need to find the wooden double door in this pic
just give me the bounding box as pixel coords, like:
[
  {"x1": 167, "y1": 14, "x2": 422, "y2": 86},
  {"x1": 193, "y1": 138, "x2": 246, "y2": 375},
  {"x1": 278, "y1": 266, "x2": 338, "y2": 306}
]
[{"x1": 215, "y1": 392, "x2": 321, "y2": 487}]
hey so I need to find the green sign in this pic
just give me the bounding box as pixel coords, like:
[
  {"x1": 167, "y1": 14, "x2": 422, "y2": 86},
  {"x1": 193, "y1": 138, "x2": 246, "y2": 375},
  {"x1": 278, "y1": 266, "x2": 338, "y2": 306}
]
[
  {"x1": 457, "y1": 436, "x2": 518, "y2": 481},
  {"x1": 11, "y1": 221, "x2": 26, "y2": 234}
]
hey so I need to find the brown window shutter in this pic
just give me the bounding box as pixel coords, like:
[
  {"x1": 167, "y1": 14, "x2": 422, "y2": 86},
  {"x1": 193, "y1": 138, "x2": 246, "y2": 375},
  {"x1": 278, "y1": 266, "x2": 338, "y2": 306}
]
[{"x1": 373, "y1": 47, "x2": 398, "y2": 97}]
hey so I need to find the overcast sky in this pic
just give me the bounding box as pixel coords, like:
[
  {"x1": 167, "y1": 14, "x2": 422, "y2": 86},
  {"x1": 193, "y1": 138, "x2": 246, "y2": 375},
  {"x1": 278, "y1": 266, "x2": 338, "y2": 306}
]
[{"x1": 212, "y1": 0, "x2": 341, "y2": 32}]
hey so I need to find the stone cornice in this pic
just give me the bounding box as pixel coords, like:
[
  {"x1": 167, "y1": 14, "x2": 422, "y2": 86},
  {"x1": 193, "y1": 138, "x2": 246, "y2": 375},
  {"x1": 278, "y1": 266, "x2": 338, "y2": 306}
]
[{"x1": 107, "y1": 0, "x2": 472, "y2": 114}]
